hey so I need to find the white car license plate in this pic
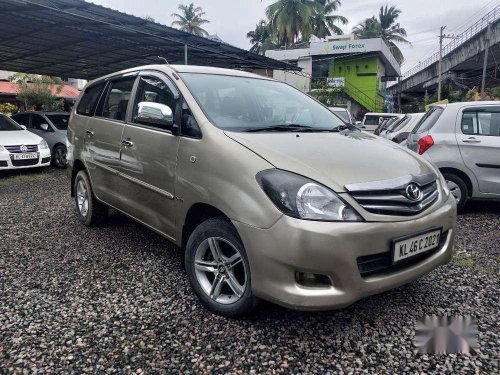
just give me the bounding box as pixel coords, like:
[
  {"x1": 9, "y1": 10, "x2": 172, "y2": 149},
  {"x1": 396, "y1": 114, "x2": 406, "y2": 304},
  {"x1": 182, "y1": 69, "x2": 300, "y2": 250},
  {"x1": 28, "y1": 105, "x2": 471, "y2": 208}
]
[
  {"x1": 393, "y1": 229, "x2": 441, "y2": 263},
  {"x1": 13, "y1": 153, "x2": 38, "y2": 160}
]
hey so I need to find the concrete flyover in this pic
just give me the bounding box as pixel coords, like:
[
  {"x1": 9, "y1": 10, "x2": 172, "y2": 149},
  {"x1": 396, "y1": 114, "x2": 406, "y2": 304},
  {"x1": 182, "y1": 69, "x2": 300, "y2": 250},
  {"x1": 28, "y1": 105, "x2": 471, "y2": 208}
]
[{"x1": 388, "y1": 6, "x2": 500, "y2": 95}]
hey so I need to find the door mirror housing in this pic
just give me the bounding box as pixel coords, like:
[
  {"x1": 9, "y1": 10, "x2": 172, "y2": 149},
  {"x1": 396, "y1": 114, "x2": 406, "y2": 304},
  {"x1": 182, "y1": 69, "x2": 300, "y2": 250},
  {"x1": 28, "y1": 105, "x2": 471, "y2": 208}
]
[
  {"x1": 136, "y1": 102, "x2": 174, "y2": 128},
  {"x1": 40, "y1": 123, "x2": 50, "y2": 131}
]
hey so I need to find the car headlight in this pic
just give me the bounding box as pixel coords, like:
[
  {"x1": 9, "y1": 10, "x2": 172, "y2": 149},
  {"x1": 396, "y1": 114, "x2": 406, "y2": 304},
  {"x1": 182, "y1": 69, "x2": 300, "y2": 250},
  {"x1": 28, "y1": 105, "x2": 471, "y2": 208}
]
[
  {"x1": 257, "y1": 169, "x2": 363, "y2": 221},
  {"x1": 438, "y1": 172, "x2": 450, "y2": 198},
  {"x1": 39, "y1": 140, "x2": 49, "y2": 150}
]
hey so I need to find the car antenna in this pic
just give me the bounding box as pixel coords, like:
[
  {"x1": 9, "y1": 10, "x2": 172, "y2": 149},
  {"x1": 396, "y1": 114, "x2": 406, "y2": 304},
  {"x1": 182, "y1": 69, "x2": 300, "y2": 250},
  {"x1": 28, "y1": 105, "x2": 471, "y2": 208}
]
[{"x1": 157, "y1": 56, "x2": 169, "y2": 65}]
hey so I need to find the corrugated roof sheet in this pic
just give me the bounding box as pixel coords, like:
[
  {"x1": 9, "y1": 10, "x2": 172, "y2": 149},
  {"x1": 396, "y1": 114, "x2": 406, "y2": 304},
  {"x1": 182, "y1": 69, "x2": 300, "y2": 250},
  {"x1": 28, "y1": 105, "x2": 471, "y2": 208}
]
[
  {"x1": 0, "y1": 82, "x2": 80, "y2": 98},
  {"x1": 0, "y1": 0, "x2": 298, "y2": 80}
]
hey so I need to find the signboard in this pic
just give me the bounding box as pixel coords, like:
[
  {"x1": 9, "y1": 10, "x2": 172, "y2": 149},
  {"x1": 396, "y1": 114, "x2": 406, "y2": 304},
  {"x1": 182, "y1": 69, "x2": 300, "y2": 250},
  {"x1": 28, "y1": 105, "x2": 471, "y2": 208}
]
[
  {"x1": 327, "y1": 77, "x2": 345, "y2": 88},
  {"x1": 310, "y1": 38, "x2": 383, "y2": 56}
]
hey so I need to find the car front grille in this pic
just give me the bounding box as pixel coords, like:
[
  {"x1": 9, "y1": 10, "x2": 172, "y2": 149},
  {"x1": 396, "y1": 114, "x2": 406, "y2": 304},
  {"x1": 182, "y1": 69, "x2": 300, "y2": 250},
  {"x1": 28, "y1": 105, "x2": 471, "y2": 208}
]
[
  {"x1": 357, "y1": 230, "x2": 448, "y2": 278},
  {"x1": 345, "y1": 173, "x2": 439, "y2": 216},
  {"x1": 11, "y1": 158, "x2": 39, "y2": 167},
  {"x1": 4, "y1": 145, "x2": 38, "y2": 153}
]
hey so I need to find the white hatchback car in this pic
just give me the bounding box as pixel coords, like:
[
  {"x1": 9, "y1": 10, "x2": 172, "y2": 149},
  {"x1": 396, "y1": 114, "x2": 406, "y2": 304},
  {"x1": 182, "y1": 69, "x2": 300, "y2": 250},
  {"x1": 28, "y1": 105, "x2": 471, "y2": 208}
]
[
  {"x1": 0, "y1": 114, "x2": 51, "y2": 170},
  {"x1": 407, "y1": 102, "x2": 500, "y2": 209}
]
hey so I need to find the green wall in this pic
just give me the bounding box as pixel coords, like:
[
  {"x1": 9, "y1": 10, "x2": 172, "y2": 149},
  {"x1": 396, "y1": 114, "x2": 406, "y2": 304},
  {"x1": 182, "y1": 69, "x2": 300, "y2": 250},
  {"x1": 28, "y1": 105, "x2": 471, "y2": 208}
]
[{"x1": 329, "y1": 55, "x2": 384, "y2": 111}]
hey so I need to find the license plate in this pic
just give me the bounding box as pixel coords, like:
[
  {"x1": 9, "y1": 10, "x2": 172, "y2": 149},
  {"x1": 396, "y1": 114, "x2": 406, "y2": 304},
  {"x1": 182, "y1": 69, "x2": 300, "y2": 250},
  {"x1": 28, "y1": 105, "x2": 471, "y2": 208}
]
[
  {"x1": 13, "y1": 153, "x2": 37, "y2": 160},
  {"x1": 393, "y1": 229, "x2": 441, "y2": 263}
]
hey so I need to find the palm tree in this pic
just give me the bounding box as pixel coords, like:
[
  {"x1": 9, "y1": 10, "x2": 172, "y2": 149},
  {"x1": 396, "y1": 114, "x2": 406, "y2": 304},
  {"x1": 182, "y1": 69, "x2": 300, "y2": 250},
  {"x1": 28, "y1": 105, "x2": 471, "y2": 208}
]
[
  {"x1": 265, "y1": 0, "x2": 320, "y2": 47},
  {"x1": 171, "y1": 3, "x2": 210, "y2": 37},
  {"x1": 311, "y1": 0, "x2": 348, "y2": 38},
  {"x1": 352, "y1": 5, "x2": 410, "y2": 64},
  {"x1": 247, "y1": 20, "x2": 278, "y2": 54}
]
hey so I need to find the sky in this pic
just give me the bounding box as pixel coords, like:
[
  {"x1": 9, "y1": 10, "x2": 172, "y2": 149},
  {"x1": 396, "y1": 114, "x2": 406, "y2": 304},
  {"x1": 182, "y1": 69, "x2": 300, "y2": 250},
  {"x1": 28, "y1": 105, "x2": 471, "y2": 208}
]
[{"x1": 89, "y1": 0, "x2": 498, "y2": 74}]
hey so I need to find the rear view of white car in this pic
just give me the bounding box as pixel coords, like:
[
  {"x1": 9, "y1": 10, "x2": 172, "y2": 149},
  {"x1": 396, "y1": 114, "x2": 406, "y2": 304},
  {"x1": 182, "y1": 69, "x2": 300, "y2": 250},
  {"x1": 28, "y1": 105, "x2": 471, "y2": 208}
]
[
  {"x1": 407, "y1": 102, "x2": 500, "y2": 210},
  {"x1": 0, "y1": 114, "x2": 51, "y2": 170},
  {"x1": 381, "y1": 113, "x2": 425, "y2": 143}
]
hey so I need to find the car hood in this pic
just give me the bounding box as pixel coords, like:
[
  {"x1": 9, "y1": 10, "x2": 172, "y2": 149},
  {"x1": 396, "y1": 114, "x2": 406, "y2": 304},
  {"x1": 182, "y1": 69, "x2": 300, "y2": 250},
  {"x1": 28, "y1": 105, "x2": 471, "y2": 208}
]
[
  {"x1": 225, "y1": 131, "x2": 434, "y2": 192},
  {"x1": 0, "y1": 130, "x2": 42, "y2": 146}
]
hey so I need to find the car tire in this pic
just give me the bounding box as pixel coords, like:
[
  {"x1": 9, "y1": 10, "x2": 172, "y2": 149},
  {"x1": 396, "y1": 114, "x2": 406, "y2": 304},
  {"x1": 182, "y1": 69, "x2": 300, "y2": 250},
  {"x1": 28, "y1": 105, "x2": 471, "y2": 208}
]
[
  {"x1": 443, "y1": 173, "x2": 468, "y2": 211},
  {"x1": 185, "y1": 217, "x2": 257, "y2": 317},
  {"x1": 74, "y1": 170, "x2": 107, "y2": 226},
  {"x1": 53, "y1": 144, "x2": 67, "y2": 168}
]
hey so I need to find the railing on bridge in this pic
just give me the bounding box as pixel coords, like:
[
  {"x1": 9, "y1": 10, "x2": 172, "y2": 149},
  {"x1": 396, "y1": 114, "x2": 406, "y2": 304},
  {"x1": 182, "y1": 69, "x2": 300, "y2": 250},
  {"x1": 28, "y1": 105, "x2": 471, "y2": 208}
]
[{"x1": 399, "y1": 5, "x2": 499, "y2": 82}]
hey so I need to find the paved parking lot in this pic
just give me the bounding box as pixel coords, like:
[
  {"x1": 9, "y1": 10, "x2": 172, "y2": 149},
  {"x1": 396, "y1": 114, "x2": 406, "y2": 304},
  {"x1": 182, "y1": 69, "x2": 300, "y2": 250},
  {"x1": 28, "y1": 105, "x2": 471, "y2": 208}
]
[{"x1": 0, "y1": 168, "x2": 498, "y2": 374}]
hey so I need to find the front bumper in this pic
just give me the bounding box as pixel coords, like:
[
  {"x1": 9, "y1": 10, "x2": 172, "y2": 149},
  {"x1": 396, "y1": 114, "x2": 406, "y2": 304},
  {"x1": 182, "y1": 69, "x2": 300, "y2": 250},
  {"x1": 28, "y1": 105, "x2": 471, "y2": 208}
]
[
  {"x1": 0, "y1": 150, "x2": 51, "y2": 170},
  {"x1": 233, "y1": 194, "x2": 456, "y2": 310}
]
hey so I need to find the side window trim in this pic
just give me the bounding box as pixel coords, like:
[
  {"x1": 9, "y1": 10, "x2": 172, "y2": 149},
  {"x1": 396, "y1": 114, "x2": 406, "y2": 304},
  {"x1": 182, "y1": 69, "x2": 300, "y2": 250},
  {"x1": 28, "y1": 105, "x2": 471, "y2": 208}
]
[{"x1": 94, "y1": 75, "x2": 138, "y2": 123}]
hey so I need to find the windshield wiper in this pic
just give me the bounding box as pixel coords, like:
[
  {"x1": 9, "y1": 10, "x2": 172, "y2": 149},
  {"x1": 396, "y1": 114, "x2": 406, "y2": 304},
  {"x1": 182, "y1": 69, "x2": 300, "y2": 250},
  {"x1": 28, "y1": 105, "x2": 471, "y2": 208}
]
[{"x1": 246, "y1": 124, "x2": 314, "y2": 132}]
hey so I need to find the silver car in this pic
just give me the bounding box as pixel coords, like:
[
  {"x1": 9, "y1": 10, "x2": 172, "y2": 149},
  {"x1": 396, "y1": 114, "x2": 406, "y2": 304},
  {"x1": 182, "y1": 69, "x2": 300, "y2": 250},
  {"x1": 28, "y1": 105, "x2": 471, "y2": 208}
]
[
  {"x1": 67, "y1": 65, "x2": 456, "y2": 317},
  {"x1": 12, "y1": 111, "x2": 70, "y2": 168},
  {"x1": 407, "y1": 102, "x2": 500, "y2": 209}
]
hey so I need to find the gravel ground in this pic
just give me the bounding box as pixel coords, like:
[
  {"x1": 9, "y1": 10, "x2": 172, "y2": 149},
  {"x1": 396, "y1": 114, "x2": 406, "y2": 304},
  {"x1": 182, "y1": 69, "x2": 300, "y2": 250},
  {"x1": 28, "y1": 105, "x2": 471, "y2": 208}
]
[{"x1": 0, "y1": 168, "x2": 498, "y2": 374}]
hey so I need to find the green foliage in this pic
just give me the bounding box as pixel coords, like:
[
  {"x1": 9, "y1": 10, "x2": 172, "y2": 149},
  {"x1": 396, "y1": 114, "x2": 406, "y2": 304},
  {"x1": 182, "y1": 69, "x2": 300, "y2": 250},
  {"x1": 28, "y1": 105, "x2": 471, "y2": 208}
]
[
  {"x1": 171, "y1": 3, "x2": 210, "y2": 37},
  {"x1": 252, "y1": 0, "x2": 347, "y2": 49},
  {"x1": 352, "y1": 5, "x2": 410, "y2": 65},
  {"x1": 9, "y1": 73, "x2": 64, "y2": 111},
  {"x1": 0, "y1": 102, "x2": 18, "y2": 116},
  {"x1": 311, "y1": 79, "x2": 344, "y2": 106}
]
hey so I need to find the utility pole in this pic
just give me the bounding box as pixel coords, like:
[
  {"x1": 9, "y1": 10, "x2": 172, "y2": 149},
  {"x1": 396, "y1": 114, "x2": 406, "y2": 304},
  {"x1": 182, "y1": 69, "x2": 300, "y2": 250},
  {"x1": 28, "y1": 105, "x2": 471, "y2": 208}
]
[
  {"x1": 437, "y1": 26, "x2": 458, "y2": 101},
  {"x1": 437, "y1": 26, "x2": 445, "y2": 101},
  {"x1": 184, "y1": 44, "x2": 188, "y2": 65},
  {"x1": 481, "y1": 23, "x2": 492, "y2": 99},
  {"x1": 397, "y1": 76, "x2": 402, "y2": 113}
]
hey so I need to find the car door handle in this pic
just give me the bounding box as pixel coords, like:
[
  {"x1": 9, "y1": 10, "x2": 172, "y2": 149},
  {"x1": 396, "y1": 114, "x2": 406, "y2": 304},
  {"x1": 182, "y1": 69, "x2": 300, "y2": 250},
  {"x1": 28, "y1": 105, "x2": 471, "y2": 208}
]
[
  {"x1": 462, "y1": 137, "x2": 481, "y2": 143},
  {"x1": 85, "y1": 129, "x2": 94, "y2": 137},
  {"x1": 121, "y1": 140, "x2": 134, "y2": 148}
]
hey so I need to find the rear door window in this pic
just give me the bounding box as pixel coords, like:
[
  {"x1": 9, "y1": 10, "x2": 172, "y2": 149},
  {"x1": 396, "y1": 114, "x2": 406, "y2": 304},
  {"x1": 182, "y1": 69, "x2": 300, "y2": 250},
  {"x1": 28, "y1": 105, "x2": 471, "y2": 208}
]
[
  {"x1": 462, "y1": 107, "x2": 500, "y2": 136},
  {"x1": 77, "y1": 83, "x2": 105, "y2": 117},
  {"x1": 413, "y1": 107, "x2": 444, "y2": 133},
  {"x1": 101, "y1": 78, "x2": 136, "y2": 121}
]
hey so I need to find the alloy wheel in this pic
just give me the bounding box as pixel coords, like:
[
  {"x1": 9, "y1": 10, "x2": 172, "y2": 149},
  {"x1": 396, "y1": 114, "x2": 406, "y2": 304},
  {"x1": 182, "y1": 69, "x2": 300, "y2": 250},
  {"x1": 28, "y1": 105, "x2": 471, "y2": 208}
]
[
  {"x1": 55, "y1": 147, "x2": 67, "y2": 167},
  {"x1": 446, "y1": 180, "x2": 462, "y2": 203},
  {"x1": 76, "y1": 179, "x2": 89, "y2": 217},
  {"x1": 194, "y1": 237, "x2": 247, "y2": 305}
]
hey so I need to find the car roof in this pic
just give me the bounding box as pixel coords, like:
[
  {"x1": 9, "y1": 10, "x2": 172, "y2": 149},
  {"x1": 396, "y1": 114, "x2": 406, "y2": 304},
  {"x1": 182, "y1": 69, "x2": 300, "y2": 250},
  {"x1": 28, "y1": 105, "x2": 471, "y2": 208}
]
[
  {"x1": 364, "y1": 113, "x2": 402, "y2": 116},
  {"x1": 86, "y1": 64, "x2": 273, "y2": 87},
  {"x1": 14, "y1": 111, "x2": 69, "y2": 115},
  {"x1": 430, "y1": 101, "x2": 500, "y2": 109},
  {"x1": 329, "y1": 107, "x2": 348, "y2": 111}
]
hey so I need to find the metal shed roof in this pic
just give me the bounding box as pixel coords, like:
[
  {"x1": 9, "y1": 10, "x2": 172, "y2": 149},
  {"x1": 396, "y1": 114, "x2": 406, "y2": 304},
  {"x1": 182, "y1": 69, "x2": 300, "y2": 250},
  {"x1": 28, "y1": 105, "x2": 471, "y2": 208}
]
[{"x1": 0, "y1": 0, "x2": 298, "y2": 80}]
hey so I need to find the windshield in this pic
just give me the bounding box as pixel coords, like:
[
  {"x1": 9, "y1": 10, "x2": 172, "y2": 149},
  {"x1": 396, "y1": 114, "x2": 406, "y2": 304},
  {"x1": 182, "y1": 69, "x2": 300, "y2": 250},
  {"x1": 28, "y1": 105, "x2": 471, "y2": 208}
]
[
  {"x1": 179, "y1": 73, "x2": 345, "y2": 132},
  {"x1": 0, "y1": 115, "x2": 23, "y2": 131},
  {"x1": 46, "y1": 114, "x2": 70, "y2": 130},
  {"x1": 413, "y1": 107, "x2": 444, "y2": 133},
  {"x1": 333, "y1": 110, "x2": 349, "y2": 123}
]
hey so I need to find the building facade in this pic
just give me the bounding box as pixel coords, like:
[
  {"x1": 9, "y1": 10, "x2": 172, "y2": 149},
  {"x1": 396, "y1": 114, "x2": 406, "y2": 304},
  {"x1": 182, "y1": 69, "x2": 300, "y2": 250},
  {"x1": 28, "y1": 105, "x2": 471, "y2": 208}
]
[{"x1": 266, "y1": 35, "x2": 401, "y2": 115}]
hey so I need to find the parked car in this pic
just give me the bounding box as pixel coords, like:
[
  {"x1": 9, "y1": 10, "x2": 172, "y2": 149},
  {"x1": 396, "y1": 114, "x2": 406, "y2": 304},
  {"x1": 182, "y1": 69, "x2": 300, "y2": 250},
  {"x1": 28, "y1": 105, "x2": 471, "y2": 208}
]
[
  {"x1": 0, "y1": 114, "x2": 51, "y2": 170},
  {"x1": 328, "y1": 107, "x2": 353, "y2": 124},
  {"x1": 361, "y1": 112, "x2": 402, "y2": 132},
  {"x1": 374, "y1": 114, "x2": 404, "y2": 135},
  {"x1": 12, "y1": 111, "x2": 70, "y2": 168},
  {"x1": 381, "y1": 113, "x2": 425, "y2": 143},
  {"x1": 68, "y1": 65, "x2": 456, "y2": 317},
  {"x1": 407, "y1": 102, "x2": 500, "y2": 210}
]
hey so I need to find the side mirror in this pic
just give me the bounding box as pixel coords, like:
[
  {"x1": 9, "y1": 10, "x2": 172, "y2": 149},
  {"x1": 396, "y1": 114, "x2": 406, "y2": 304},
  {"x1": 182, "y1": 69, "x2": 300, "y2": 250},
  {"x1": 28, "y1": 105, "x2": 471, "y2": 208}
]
[
  {"x1": 40, "y1": 123, "x2": 49, "y2": 131},
  {"x1": 136, "y1": 102, "x2": 174, "y2": 128}
]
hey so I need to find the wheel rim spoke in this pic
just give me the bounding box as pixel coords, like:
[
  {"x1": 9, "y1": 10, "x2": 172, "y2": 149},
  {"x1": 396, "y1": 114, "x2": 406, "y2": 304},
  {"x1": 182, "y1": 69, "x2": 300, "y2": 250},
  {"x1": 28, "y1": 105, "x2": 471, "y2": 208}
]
[
  {"x1": 209, "y1": 274, "x2": 224, "y2": 300},
  {"x1": 194, "y1": 260, "x2": 217, "y2": 273},
  {"x1": 226, "y1": 272, "x2": 243, "y2": 297},
  {"x1": 226, "y1": 253, "x2": 242, "y2": 269},
  {"x1": 208, "y1": 238, "x2": 224, "y2": 262}
]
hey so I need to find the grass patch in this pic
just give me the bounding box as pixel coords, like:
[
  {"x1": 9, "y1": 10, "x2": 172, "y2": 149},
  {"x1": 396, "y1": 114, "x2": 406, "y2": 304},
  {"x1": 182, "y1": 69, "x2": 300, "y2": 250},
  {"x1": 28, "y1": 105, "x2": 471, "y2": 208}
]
[
  {"x1": 0, "y1": 171, "x2": 50, "y2": 187},
  {"x1": 451, "y1": 252, "x2": 496, "y2": 274}
]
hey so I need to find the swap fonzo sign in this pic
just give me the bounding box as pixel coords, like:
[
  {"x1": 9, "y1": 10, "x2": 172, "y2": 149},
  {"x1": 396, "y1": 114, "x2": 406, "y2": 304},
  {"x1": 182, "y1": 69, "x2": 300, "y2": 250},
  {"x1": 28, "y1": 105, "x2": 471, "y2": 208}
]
[{"x1": 310, "y1": 38, "x2": 383, "y2": 56}]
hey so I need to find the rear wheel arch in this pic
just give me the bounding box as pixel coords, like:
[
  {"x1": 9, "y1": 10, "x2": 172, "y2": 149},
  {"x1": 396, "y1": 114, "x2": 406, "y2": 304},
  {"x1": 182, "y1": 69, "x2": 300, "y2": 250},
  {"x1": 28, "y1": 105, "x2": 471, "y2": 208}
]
[{"x1": 439, "y1": 167, "x2": 473, "y2": 197}]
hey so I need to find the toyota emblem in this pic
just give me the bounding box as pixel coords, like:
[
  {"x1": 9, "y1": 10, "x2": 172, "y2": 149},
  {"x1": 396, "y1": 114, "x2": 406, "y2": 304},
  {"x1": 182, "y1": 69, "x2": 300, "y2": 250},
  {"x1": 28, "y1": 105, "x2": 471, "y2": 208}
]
[
  {"x1": 20, "y1": 144, "x2": 28, "y2": 153},
  {"x1": 405, "y1": 183, "x2": 423, "y2": 201}
]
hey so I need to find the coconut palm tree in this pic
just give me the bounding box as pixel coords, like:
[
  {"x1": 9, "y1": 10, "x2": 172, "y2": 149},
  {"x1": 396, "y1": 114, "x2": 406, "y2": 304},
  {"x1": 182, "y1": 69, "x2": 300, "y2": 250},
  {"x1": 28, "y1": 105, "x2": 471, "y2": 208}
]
[
  {"x1": 311, "y1": 0, "x2": 348, "y2": 38},
  {"x1": 247, "y1": 20, "x2": 278, "y2": 54},
  {"x1": 352, "y1": 5, "x2": 410, "y2": 64},
  {"x1": 265, "y1": 0, "x2": 320, "y2": 47},
  {"x1": 171, "y1": 3, "x2": 210, "y2": 37}
]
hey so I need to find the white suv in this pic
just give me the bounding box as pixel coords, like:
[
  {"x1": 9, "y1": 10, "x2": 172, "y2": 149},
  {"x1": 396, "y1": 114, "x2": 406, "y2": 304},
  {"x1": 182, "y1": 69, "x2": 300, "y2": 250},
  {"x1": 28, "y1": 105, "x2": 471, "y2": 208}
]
[{"x1": 407, "y1": 101, "x2": 500, "y2": 209}]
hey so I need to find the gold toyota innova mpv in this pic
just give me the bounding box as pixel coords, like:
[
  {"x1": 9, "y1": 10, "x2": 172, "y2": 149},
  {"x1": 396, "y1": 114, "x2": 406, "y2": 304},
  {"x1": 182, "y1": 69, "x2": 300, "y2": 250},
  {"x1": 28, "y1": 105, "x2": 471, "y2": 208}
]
[{"x1": 68, "y1": 65, "x2": 456, "y2": 317}]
